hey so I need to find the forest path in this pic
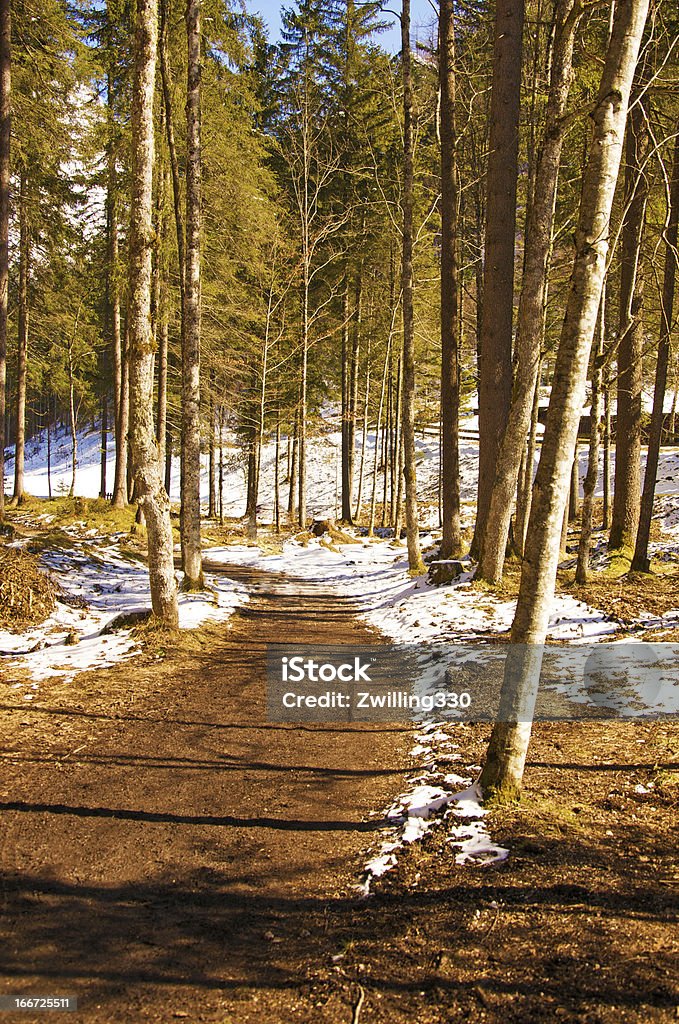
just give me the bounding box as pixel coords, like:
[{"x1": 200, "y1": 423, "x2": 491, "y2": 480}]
[{"x1": 0, "y1": 563, "x2": 411, "y2": 1024}]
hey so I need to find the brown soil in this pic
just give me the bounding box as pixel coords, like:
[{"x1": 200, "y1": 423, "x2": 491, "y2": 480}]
[
  {"x1": 349, "y1": 719, "x2": 678, "y2": 1024},
  {"x1": 0, "y1": 562, "x2": 677, "y2": 1023}
]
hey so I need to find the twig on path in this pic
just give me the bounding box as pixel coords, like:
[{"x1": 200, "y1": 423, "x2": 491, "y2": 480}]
[{"x1": 351, "y1": 984, "x2": 365, "y2": 1024}]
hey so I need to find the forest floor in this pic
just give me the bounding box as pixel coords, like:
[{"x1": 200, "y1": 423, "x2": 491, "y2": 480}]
[
  {"x1": 0, "y1": 498, "x2": 678, "y2": 1022},
  {"x1": 0, "y1": 552, "x2": 677, "y2": 1022}
]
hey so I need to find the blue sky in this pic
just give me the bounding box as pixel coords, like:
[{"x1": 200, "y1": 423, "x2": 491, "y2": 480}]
[{"x1": 247, "y1": 0, "x2": 437, "y2": 53}]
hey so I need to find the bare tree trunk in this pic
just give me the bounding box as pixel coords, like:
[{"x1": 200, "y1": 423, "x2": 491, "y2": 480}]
[
  {"x1": 354, "y1": 334, "x2": 370, "y2": 523},
  {"x1": 160, "y1": 0, "x2": 185, "y2": 308},
  {"x1": 349, "y1": 269, "x2": 362, "y2": 496},
  {"x1": 609, "y1": 91, "x2": 649, "y2": 552},
  {"x1": 439, "y1": 0, "x2": 461, "y2": 558},
  {"x1": 369, "y1": 308, "x2": 395, "y2": 536},
  {"x1": 180, "y1": 0, "x2": 203, "y2": 587},
  {"x1": 401, "y1": 2, "x2": 424, "y2": 571},
  {"x1": 218, "y1": 404, "x2": 224, "y2": 525},
  {"x1": 478, "y1": 0, "x2": 580, "y2": 583},
  {"x1": 274, "y1": 411, "x2": 280, "y2": 533},
  {"x1": 514, "y1": 356, "x2": 542, "y2": 556},
  {"x1": 298, "y1": 287, "x2": 308, "y2": 528},
  {"x1": 394, "y1": 429, "x2": 405, "y2": 541},
  {"x1": 156, "y1": 318, "x2": 168, "y2": 468},
  {"x1": 12, "y1": 171, "x2": 29, "y2": 503},
  {"x1": 112, "y1": 326, "x2": 129, "y2": 507},
  {"x1": 0, "y1": 0, "x2": 11, "y2": 520},
  {"x1": 381, "y1": 371, "x2": 389, "y2": 528},
  {"x1": 341, "y1": 277, "x2": 352, "y2": 522},
  {"x1": 472, "y1": 0, "x2": 524, "y2": 557},
  {"x1": 67, "y1": 339, "x2": 78, "y2": 498},
  {"x1": 569, "y1": 444, "x2": 580, "y2": 521},
  {"x1": 602, "y1": 353, "x2": 612, "y2": 528},
  {"x1": 155, "y1": 165, "x2": 169, "y2": 473},
  {"x1": 99, "y1": 393, "x2": 108, "y2": 498},
  {"x1": 208, "y1": 384, "x2": 216, "y2": 519},
  {"x1": 46, "y1": 389, "x2": 52, "y2": 500},
  {"x1": 128, "y1": 0, "x2": 178, "y2": 627},
  {"x1": 631, "y1": 123, "x2": 679, "y2": 571},
  {"x1": 164, "y1": 427, "x2": 172, "y2": 495},
  {"x1": 288, "y1": 404, "x2": 298, "y2": 519},
  {"x1": 388, "y1": 359, "x2": 396, "y2": 518},
  {"x1": 108, "y1": 74, "x2": 127, "y2": 510},
  {"x1": 479, "y1": 0, "x2": 649, "y2": 801},
  {"x1": 576, "y1": 293, "x2": 605, "y2": 583}
]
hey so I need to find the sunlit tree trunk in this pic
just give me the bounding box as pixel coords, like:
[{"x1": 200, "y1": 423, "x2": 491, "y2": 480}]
[
  {"x1": 127, "y1": 0, "x2": 179, "y2": 627},
  {"x1": 180, "y1": 0, "x2": 203, "y2": 587},
  {"x1": 400, "y1": 0, "x2": 424, "y2": 572},
  {"x1": 439, "y1": 0, "x2": 461, "y2": 559},
  {"x1": 12, "y1": 171, "x2": 29, "y2": 503},
  {"x1": 631, "y1": 124, "x2": 679, "y2": 571},
  {"x1": 472, "y1": 0, "x2": 524, "y2": 557},
  {"x1": 609, "y1": 91, "x2": 649, "y2": 552},
  {"x1": 479, "y1": 0, "x2": 649, "y2": 801},
  {"x1": 576, "y1": 292, "x2": 605, "y2": 583},
  {"x1": 478, "y1": 0, "x2": 580, "y2": 583}
]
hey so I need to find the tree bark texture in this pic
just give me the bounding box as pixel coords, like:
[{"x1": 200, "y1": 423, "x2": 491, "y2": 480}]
[
  {"x1": 13, "y1": 171, "x2": 29, "y2": 502},
  {"x1": 472, "y1": 0, "x2": 524, "y2": 555},
  {"x1": 631, "y1": 124, "x2": 679, "y2": 571},
  {"x1": 478, "y1": 0, "x2": 580, "y2": 583},
  {"x1": 439, "y1": 0, "x2": 461, "y2": 559},
  {"x1": 609, "y1": 92, "x2": 649, "y2": 551},
  {"x1": 180, "y1": 0, "x2": 203, "y2": 586},
  {"x1": 576, "y1": 291, "x2": 605, "y2": 583},
  {"x1": 128, "y1": 0, "x2": 179, "y2": 627},
  {"x1": 400, "y1": 0, "x2": 424, "y2": 572},
  {"x1": 479, "y1": 0, "x2": 649, "y2": 801}
]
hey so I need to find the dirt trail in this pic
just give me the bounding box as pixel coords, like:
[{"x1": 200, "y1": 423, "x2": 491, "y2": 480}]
[{"x1": 0, "y1": 564, "x2": 411, "y2": 1023}]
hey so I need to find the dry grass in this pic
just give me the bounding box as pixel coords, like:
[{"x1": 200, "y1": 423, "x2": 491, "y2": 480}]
[{"x1": 0, "y1": 546, "x2": 58, "y2": 631}]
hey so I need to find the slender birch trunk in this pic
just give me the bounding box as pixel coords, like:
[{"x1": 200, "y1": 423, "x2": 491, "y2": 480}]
[
  {"x1": 576, "y1": 292, "x2": 605, "y2": 583},
  {"x1": 99, "y1": 392, "x2": 108, "y2": 498},
  {"x1": 602, "y1": 324, "x2": 612, "y2": 526},
  {"x1": 12, "y1": 171, "x2": 29, "y2": 503},
  {"x1": 514, "y1": 356, "x2": 542, "y2": 556},
  {"x1": 108, "y1": 73, "x2": 127, "y2": 510},
  {"x1": 354, "y1": 335, "x2": 370, "y2": 523},
  {"x1": 479, "y1": 0, "x2": 649, "y2": 800},
  {"x1": 369, "y1": 301, "x2": 397, "y2": 536},
  {"x1": 439, "y1": 0, "x2": 461, "y2": 558},
  {"x1": 401, "y1": 2, "x2": 424, "y2": 569},
  {"x1": 180, "y1": 0, "x2": 203, "y2": 587},
  {"x1": 67, "y1": 336, "x2": 78, "y2": 498},
  {"x1": 46, "y1": 389, "x2": 52, "y2": 500},
  {"x1": 218, "y1": 404, "x2": 224, "y2": 525}
]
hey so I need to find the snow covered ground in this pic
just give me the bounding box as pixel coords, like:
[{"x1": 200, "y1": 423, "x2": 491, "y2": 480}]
[
  {"x1": 205, "y1": 535, "x2": 621, "y2": 644},
  {"x1": 359, "y1": 721, "x2": 509, "y2": 896},
  {"x1": 7, "y1": 419, "x2": 474, "y2": 525},
  {"x1": 1, "y1": 534, "x2": 248, "y2": 695},
  {"x1": 10, "y1": 421, "x2": 679, "y2": 530}
]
